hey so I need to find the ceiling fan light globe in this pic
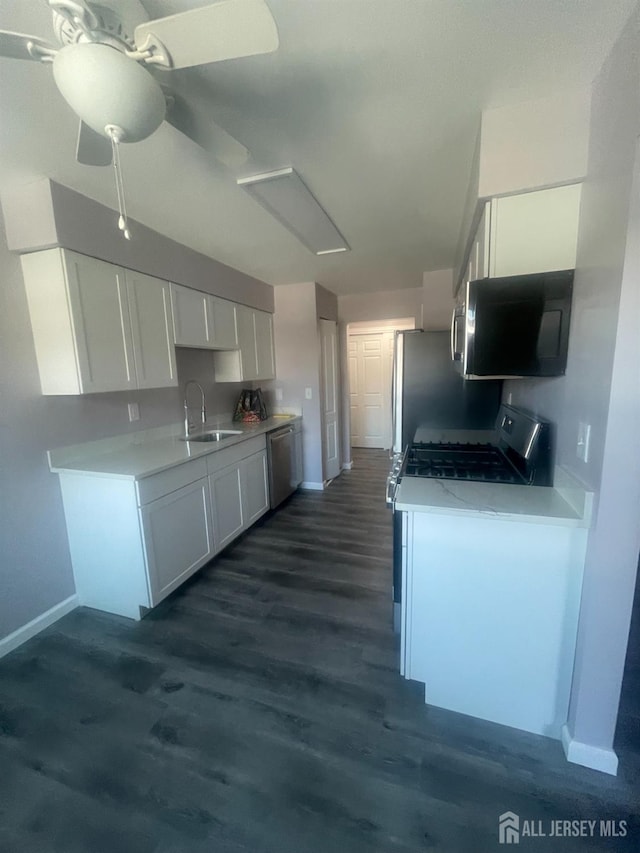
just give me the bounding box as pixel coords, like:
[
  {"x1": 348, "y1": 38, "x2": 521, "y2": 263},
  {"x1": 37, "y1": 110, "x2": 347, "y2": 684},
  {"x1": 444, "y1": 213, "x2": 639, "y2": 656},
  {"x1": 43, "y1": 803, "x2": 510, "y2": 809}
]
[{"x1": 52, "y1": 42, "x2": 165, "y2": 143}]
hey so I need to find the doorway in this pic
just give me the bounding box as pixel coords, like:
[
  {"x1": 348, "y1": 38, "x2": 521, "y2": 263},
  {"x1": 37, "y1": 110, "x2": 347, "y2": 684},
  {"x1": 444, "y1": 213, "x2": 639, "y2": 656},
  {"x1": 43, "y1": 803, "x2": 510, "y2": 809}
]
[{"x1": 348, "y1": 319, "x2": 415, "y2": 450}]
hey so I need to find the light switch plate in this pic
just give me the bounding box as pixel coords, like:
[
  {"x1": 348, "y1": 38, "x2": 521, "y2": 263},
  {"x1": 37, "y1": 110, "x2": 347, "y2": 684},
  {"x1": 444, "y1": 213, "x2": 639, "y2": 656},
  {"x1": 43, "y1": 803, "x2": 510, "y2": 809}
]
[
  {"x1": 577, "y1": 421, "x2": 591, "y2": 463},
  {"x1": 305, "y1": 387, "x2": 312, "y2": 400},
  {"x1": 275, "y1": 388, "x2": 283, "y2": 402},
  {"x1": 128, "y1": 402, "x2": 140, "y2": 422}
]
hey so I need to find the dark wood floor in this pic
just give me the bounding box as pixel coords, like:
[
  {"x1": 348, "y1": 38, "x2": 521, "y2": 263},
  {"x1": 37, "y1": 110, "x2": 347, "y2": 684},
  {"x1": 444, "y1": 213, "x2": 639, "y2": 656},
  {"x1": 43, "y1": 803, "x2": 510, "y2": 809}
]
[{"x1": 1, "y1": 449, "x2": 638, "y2": 852}]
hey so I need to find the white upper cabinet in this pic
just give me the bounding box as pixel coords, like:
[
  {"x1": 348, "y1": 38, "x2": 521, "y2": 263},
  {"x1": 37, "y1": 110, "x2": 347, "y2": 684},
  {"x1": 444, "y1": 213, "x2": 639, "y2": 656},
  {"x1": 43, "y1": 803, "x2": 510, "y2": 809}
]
[
  {"x1": 210, "y1": 296, "x2": 238, "y2": 349},
  {"x1": 236, "y1": 304, "x2": 259, "y2": 381},
  {"x1": 171, "y1": 285, "x2": 239, "y2": 351},
  {"x1": 459, "y1": 183, "x2": 582, "y2": 292},
  {"x1": 254, "y1": 308, "x2": 275, "y2": 380},
  {"x1": 22, "y1": 247, "x2": 272, "y2": 394},
  {"x1": 22, "y1": 248, "x2": 137, "y2": 395},
  {"x1": 21, "y1": 249, "x2": 181, "y2": 395},
  {"x1": 467, "y1": 201, "x2": 490, "y2": 282},
  {"x1": 126, "y1": 270, "x2": 177, "y2": 389},
  {"x1": 214, "y1": 306, "x2": 275, "y2": 382},
  {"x1": 171, "y1": 282, "x2": 211, "y2": 348},
  {"x1": 489, "y1": 184, "x2": 582, "y2": 278}
]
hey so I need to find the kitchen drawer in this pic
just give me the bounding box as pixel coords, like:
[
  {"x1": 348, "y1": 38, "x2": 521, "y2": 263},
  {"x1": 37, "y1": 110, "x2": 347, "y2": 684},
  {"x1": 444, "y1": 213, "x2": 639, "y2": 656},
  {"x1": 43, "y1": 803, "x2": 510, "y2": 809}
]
[
  {"x1": 136, "y1": 457, "x2": 208, "y2": 506},
  {"x1": 206, "y1": 434, "x2": 266, "y2": 475}
]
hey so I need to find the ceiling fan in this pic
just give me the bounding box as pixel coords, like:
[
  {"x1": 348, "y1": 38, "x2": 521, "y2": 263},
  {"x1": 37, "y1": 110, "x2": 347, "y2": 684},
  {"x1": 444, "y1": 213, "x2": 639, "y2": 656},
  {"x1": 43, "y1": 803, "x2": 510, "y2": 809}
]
[{"x1": 0, "y1": 0, "x2": 279, "y2": 235}]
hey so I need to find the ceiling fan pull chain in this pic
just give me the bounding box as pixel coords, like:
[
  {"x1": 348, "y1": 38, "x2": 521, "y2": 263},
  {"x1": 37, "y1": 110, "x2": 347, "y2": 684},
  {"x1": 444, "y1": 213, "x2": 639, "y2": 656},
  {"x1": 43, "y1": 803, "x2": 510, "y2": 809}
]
[{"x1": 106, "y1": 125, "x2": 131, "y2": 241}]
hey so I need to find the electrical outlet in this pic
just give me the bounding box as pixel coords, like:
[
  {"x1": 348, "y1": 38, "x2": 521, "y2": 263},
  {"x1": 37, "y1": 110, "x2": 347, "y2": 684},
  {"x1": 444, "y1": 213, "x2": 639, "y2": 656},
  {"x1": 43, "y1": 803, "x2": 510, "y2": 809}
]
[
  {"x1": 305, "y1": 387, "x2": 313, "y2": 400},
  {"x1": 128, "y1": 402, "x2": 140, "y2": 422},
  {"x1": 577, "y1": 422, "x2": 591, "y2": 463},
  {"x1": 275, "y1": 387, "x2": 283, "y2": 402}
]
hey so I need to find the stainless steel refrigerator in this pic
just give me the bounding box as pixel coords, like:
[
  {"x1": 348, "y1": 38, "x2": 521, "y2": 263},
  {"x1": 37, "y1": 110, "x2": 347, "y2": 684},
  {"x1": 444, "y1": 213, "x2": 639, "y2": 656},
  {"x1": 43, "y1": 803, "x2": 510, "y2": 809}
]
[
  {"x1": 392, "y1": 329, "x2": 502, "y2": 454},
  {"x1": 390, "y1": 330, "x2": 502, "y2": 631}
]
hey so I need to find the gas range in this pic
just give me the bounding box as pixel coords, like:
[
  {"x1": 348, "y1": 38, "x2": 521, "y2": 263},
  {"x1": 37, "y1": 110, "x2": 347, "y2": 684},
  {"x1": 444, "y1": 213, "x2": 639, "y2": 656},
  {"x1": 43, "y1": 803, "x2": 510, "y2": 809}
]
[
  {"x1": 403, "y1": 442, "x2": 522, "y2": 483},
  {"x1": 386, "y1": 405, "x2": 553, "y2": 506}
]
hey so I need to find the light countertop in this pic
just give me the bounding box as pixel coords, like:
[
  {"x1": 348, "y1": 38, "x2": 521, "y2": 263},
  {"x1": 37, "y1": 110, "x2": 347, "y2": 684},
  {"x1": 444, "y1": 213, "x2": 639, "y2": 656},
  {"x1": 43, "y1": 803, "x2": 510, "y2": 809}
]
[
  {"x1": 48, "y1": 415, "x2": 301, "y2": 481},
  {"x1": 395, "y1": 475, "x2": 591, "y2": 528}
]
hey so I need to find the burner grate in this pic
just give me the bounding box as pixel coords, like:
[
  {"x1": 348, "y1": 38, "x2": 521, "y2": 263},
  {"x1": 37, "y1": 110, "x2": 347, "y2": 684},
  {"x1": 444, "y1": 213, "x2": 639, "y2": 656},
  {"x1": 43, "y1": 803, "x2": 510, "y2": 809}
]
[{"x1": 404, "y1": 441, "x2": 523, "y2": 484}]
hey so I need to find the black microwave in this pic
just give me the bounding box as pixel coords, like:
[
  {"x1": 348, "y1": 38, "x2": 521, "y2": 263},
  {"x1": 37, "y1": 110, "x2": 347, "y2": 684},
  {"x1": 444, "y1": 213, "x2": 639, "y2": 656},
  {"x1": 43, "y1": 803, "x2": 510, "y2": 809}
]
[{"x1": 451, "y1": 270, "x2": 573, "y2": 379}]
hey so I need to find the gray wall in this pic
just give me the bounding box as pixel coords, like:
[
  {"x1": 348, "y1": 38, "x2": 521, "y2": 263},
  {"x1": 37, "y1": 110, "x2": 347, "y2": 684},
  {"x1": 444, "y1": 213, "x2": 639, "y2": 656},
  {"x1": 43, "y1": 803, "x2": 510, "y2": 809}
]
[
  {"x1": 315, "y1": 283, "x2": 338, "y2": 322},
  {"x1": 0, "y1": 194, "x2": 271, "y2": 641},
  {"x1": 272, "y1": 283, "x2": 324, "y2": 486},
  {"x1": 505, "y1": 8, "x2": 640, "y2": 758},
  {"x1": 338, "y1": 287, "x2": 422, "y2": 326},
  {"x1": 2, "y1": 179, "x2": 274, "y2": 312}
]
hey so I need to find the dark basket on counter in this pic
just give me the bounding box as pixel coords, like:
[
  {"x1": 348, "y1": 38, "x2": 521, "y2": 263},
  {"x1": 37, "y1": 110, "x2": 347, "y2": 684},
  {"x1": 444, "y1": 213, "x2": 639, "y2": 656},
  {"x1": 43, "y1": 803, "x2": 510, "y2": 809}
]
[{"x1": 233, "y1": 388, "x2": 268, "y2": 423}]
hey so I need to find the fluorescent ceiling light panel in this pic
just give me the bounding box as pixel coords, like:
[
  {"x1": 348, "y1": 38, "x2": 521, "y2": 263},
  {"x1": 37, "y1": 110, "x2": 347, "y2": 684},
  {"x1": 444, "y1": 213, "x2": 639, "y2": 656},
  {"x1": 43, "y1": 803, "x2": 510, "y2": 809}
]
[{"x1": 237, "y1": 167, "x2": 349, "y2": 255}]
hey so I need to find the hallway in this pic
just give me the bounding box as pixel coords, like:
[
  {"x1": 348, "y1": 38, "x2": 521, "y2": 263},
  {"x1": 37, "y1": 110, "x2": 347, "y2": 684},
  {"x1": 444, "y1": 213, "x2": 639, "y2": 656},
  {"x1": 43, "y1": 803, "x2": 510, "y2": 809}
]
[{"x1": 0, "y1": 449, "x2": 637, "y2": 852}]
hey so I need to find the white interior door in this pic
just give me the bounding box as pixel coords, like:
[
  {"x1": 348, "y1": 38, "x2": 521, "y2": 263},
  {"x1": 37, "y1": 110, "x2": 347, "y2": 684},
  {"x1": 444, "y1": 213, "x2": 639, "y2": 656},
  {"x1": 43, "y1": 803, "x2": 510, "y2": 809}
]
[
  {"x1": 320, "y1": 319, "x2": 340, "y2": 482},
  {"x1": 349, "y1": 331, "x2": 394, "y2": 448}
]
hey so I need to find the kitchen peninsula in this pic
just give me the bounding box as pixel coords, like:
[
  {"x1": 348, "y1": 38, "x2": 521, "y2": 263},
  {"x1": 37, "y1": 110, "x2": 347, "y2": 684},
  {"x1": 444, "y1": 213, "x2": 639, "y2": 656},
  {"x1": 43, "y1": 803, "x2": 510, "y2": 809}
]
[{"x1": 395, "y1": 470, "x2": 592, "y2": 739}]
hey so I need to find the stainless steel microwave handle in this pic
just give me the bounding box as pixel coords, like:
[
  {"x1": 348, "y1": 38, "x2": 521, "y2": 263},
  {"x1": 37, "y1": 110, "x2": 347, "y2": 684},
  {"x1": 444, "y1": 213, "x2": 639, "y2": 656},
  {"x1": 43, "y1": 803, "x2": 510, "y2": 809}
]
[
  {"x1": 450, "y1": 307, "x2": 457, "y2": 360},
  {"x1": 451, "y1": 305, "x2": 464, "y2": 361}
]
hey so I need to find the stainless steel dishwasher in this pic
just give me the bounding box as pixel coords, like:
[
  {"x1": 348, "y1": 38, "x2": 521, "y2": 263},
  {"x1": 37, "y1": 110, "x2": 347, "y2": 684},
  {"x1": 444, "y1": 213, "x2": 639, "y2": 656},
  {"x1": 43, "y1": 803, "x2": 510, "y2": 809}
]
[{"x1": 267, "y1": 426, "x2": 295, "y2": 509}]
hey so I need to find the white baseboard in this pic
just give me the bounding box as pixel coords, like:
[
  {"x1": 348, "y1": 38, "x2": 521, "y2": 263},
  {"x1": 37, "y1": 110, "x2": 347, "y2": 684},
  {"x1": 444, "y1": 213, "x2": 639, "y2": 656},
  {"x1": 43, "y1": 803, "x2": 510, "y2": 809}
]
[
  {"x1": 561, "y1": 724, "x2": 619, "y2": 775},
  {"x1": 342, "y1": 461, "x2": 353, "y2": 470},
  {"x1": 301, "y1": 481, "x2": 325, "y2": 491},
  {"x1": 0, "y1": 594, "x2": 78, "y2": 659}
]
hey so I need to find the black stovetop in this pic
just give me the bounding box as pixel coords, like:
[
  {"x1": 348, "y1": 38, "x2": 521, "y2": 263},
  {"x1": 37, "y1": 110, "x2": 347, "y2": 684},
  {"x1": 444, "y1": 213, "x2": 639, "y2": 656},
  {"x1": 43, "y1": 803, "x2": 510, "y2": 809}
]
[{"x1": 403, "y1": 441, "x2": 524, "y2": 484}]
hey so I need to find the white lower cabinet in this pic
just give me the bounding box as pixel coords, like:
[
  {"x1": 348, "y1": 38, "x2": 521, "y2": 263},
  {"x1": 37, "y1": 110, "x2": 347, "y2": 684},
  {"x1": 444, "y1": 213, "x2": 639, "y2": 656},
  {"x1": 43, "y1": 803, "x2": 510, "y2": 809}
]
[
  {"x1": 57, "y1": 434, "x2": 271, "y2": 620},
  {"x1": 241, "y1": 449, "x2": 269, "y2": 525},
  {"x1": 208, "y1": 436, "x2": 269, "y2": 552},
  {"x1": 210, "y1": 463, "x2": 245, "y2": 552},
  {"x1": 291, "y1": 420, "x2": 303, "y2": 488},
  {"x1": 140, "y1": 477, "x2": 214, "y2": 605},
  {"x1": 58, "y1": 457, "x2": 212, "y2": 620},
  {"x1": 401, "y1": 510, "x2": 587, "y2": 738}
]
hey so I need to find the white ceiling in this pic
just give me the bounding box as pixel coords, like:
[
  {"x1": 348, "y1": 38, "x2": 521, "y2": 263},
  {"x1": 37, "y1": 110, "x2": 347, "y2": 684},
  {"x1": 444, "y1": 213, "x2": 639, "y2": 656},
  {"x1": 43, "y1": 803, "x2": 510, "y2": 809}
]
[{"x1": 0, "y1": 0, "x2": 635, "y2": 295}]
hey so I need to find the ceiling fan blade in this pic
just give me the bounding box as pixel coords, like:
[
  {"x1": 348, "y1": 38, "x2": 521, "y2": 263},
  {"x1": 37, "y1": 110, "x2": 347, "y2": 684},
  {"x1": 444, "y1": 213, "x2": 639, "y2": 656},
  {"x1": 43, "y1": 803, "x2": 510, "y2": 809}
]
[
  {"x1": 134, "y1": 0, "x2": 278, "y2": 70},
  {"x1": 0, "y1": 29, "x2": 57, "y2": 62},
  {"x1": 76, "y1": 121, "x2": 113, "y2": 167},
  {"x1": 165, "y1": 92, "x2": 249, "y2": 169}
]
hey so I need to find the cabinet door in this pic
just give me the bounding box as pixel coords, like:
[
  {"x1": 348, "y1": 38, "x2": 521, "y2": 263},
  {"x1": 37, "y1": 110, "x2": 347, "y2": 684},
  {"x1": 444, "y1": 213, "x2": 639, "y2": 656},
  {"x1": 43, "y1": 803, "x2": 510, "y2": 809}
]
[
  {"x1": 254, "y1": 310, "x2": 275, "y2": 379},
  {"x1": 171, "y1": 283, "x2": 211, "y2": 347},
  {"x1": 64, "y1": 251, "x2": 137, "y2": 393},
  {"x1": 210, "y1": 463, "x2": 244, "y2": 552},
  {"x1": 126, "y1": 271, "x2": 178, "y2": 389},
  {"x1": 242, "y1": 450, "x2": 269, "y2": 525},
  {"x1": 141, "y1": 477, "x2": 214, "y2": 606},
  {"x1": 210, "y1": 297, "x2": 238, "y2": 349},
  {"x1": 236, "y1": 305, "x2": 259, "y2": 380},
  {"x1": 489, "y1": 184, "x2": 581, "y2": 278},
  {"x1": 292, "y1": 427, "x2": 303, "y2": 488}
]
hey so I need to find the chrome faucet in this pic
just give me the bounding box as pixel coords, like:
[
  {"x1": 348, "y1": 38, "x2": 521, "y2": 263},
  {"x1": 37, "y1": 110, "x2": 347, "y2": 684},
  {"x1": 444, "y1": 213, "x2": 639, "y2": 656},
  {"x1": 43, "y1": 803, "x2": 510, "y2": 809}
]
[{"x1": 183, "y1": 379, "x2": 207, "y2": 436}]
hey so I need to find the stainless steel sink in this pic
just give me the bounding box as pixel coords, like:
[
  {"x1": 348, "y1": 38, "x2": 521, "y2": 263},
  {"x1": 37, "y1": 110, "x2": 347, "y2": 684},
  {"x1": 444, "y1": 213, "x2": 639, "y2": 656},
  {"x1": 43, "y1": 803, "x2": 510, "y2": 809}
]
[{"x1": 181, "y1": 429, "x2": 243, "y2": 443}]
